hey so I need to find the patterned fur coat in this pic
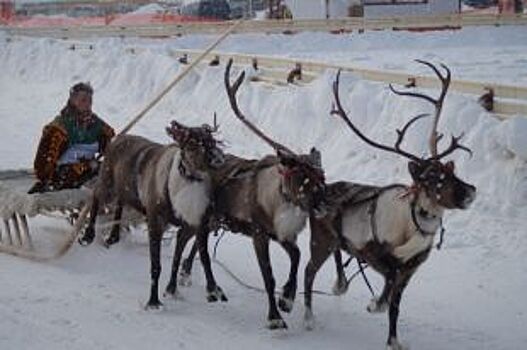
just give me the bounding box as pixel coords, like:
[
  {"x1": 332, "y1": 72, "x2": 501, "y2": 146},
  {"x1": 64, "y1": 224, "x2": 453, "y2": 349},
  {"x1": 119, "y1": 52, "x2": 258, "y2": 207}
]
[{"x1": 32, "y1": 105, "x2": 115, "y2": 191}]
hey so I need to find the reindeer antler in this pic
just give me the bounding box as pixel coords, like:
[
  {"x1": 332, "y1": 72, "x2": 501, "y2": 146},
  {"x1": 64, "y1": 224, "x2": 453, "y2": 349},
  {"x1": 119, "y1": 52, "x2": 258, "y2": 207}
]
[
  {"x1": 331, "y1": 70, "x2": 424, "y2": 163},
  {"x1": 202, "y1": 112, "x2": 220, "y2": 133},
  {"x1": 224, "y1": 58, "x2": 295, "y2": 156},
  {"x1": 430, "y1": 133, "x2": 473, "y2": 160},
  {"x1": 389, "y1": 60, "x2": 471, "y2": 159}
]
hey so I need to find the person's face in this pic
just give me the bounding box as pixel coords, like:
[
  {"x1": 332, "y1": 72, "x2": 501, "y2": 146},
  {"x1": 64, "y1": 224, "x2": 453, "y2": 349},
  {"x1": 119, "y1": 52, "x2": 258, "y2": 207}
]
[{"x1": 70, "y1": 91, "x2": 92, "y2": 113}]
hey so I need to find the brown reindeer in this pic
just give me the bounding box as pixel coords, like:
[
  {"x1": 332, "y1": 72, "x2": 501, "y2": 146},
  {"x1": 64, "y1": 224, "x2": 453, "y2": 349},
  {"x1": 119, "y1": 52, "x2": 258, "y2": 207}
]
[
  {"x1": 79, "y1": 120, "x2": 228, "y2": 308},
  {"x1": 304, "y1": 61, "x2": 477, "y2": 349},
  {"x1": 168, "y1": 59, "x2": 327, "y2": 329}
]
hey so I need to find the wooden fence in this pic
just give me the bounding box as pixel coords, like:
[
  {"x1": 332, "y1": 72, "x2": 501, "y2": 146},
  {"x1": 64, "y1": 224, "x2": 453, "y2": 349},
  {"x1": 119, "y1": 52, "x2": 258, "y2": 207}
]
[{"x1": 2, "y1": 13, "x2": 527, "y2": 39}]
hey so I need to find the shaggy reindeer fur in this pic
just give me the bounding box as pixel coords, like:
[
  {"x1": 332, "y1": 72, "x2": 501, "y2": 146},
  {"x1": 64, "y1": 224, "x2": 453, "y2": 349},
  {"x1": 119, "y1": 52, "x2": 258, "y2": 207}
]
[
  {"x1": 172, "y1": 60, "x2": 327, "y2": 329},
  {"x1": 176, "y1": 151, "x2": 325, "y2": 329},
  {"x1": 304, "y1": 63, "x2": 476, "y2": 350},
  {"x1": 80, "y1": 121, "x2": 227, "y2": 308}
]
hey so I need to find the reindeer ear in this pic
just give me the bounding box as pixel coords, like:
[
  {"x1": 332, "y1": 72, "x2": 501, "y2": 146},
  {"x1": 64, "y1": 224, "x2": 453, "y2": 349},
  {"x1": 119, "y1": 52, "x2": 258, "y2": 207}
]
[
  {"x1": 309, "y1": 147, "x2": 322, "y2": 168},
  {"x1": 408, "y1": 161, "x2": 422, "y2": 181},
  {"x1": 444, "y1": 160, "x2": 455, "y2": 173}
]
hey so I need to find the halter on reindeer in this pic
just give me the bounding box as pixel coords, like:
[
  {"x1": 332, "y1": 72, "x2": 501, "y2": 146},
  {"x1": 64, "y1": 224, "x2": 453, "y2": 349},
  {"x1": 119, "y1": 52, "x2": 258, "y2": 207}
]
[{"x1": 304, "y1": 60, "x2": 476, "y2": 349}]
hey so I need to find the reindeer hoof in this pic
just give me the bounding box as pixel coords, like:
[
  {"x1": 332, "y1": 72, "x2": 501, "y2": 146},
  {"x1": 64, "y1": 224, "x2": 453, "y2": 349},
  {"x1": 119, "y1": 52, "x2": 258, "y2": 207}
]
[
  {"x1": 178, "y1": 271, "x2": 192, "y2": 287},
  {"x1": 367, "y1": 298, "x2": 388, "y2": 313},
  {"x1": 104, "y1": 233, "x2": 120, "y2": 247},
  {"x1": 278, "y1": 296, "x2": 294, "y2": 313},
  {"x1": 268, "y1": 318, "x2": 288, "y2": 330},
  {"x1": 163, "y1": 288, "x2": 184, "y2": 300},
  {"x1": 207, "y1": 286, "x2": 228, "y2": 302},
  {"x1": 144, "y1": 300, "x2": 163, "y2": 311},
  {"x1": 304, "y1": 309, "x2": 316, "y2": 330},
  {"x1": 78, "y1": 228, "x2": 95, "y2": 246},
  {"x1": 387, "y1": 337, "x2": 408, "y2": 350},
  {"x1": 332, "y1": 279, "x2": 349, "y2": 295}
]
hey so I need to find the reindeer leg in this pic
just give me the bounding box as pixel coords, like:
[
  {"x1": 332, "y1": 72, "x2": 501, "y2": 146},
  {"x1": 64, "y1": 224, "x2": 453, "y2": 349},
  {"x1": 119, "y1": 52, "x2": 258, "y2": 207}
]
[
  {"x1": 386, "y1": 269, "x2": 414, "y2": 350},
  {"x1": 278, "y1": 240, "x2": 300, "y2": 313},
  {"x1": 304, "y1": 222, "x2": 333, "y2": 330},
  {"x1": 253, "y1": 233, "x2": 286, "y2": 329},
  {"x1": 332, "y1": 249, "x2": 348, "y2": 295},
  {"x1": 180, "y1": 237, "x2": 198, "y2": 287},
  {"x1": 145, "y1": 215, "x2": 164, "y2": 309},
  {"x1": 78, "y1": 197, "x2": 99, "y2": 246},
  {"x1": 196, "y1": 227, "x2": 227, "y2": 302},
  {"x1": 104, "y1": 202, "x2": 122, "y2": 247},
  {"x1": 367, "y1": 271, "x2": 394, "y2": 314},
  {"x1": 164, "y1": 225, "x2": 194, "y2": 298}
]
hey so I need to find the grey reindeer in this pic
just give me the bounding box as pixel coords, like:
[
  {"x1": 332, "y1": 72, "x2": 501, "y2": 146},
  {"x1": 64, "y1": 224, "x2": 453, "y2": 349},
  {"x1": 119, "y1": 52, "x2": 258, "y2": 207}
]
[
  {"x1": 79, "y1": 120, "x2": 228, "y2": 308},
  {"x1": 304, "y1": 61, "x2": 476, "y2": 350},
  {"x1": 170, "y1": 59, "x2": 327, "y2": 329}
]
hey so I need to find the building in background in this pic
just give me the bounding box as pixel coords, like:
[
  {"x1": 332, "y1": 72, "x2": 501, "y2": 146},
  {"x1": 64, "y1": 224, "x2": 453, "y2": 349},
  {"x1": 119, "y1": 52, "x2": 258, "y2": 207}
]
[
  {"x1": 497, "y1": 0, "x2": 525, "y2": 13},
  {"x1": 179, "y1": 0, "x2": 231, "y2": 19},
  {"x1": 363, "y1": 0, "x2": 460, "y2": 17},
  {"x1": 284, "y1": 0, "x2": 461, "y2": 19}
]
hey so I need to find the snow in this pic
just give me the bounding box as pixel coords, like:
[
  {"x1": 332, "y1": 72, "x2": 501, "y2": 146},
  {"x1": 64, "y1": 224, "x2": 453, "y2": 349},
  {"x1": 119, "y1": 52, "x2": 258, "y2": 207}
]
[
  {"x1": 1, "y1": 25, "x2": 527, "y2": 350},
  {"x1": 130, "y1": 4, "x2": 166, "y2": 15}
]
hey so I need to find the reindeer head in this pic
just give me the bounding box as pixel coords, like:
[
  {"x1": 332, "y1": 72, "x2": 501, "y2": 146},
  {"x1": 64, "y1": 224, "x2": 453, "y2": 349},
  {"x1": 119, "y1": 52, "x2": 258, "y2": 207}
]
[
  {"x1": 408, "y1": 159, "x2": 475, "y2": 209},
  {"x1": 277, "y1": 148, "x2": 327, "y2": 214},
  {"x1": 332, "y1": 60, "x2": 476, "y2": 211},
  {"x1": 224, "y1": 59, "x2": 327, "y2": 215},
  {"x1": 166, "y1": 119, "x2": 225, "y2": 171}
]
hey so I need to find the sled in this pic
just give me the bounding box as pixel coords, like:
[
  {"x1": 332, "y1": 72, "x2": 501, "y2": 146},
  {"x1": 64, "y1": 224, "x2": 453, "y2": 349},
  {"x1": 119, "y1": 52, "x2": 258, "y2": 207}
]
[{"x1": 0, "y1": 169, "x2": 92, "y2": 260}]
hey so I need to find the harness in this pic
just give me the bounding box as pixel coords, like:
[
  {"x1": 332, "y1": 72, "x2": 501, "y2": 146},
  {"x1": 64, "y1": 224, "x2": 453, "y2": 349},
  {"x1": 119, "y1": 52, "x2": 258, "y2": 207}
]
[
  {"x1": 177, "y1": 144, "x2": 206, "y2": 183},
  {"x1": 335, "y1": 183, "x2": 445, "y2": 258},
  {"x1": 410, "y1": 198, "x2": 446, "y2": 249},
  {"x1": 178, "y1": 159, "x2": 203, "y2": 182},
  {"x1": 334, "y1": 184, "x2": 404, "y2": 249}
]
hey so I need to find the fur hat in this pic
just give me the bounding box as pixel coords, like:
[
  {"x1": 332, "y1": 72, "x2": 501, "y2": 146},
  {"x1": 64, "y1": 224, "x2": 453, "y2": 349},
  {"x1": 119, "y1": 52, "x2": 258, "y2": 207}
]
[{"x1": 70, "y1": 82, "x2": 93, "y2": 96}]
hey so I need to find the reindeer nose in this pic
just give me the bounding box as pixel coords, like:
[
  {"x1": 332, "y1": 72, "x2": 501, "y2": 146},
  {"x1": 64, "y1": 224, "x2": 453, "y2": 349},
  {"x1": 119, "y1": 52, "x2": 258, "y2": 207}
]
[{"x1": 462, "y1": 185, "x2": 476, "y2": 209}]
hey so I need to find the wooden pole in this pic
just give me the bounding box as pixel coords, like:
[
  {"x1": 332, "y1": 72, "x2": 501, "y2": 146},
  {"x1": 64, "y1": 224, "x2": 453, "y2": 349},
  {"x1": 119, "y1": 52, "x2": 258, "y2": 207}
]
[{"x1": 119, "y1": 20, "x2": 243, "y2": 136}]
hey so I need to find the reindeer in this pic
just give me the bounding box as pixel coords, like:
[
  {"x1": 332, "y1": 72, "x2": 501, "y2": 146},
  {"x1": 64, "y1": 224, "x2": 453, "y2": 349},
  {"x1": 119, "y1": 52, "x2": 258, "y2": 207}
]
[
  {"x1": 79, "y1": 120, "x2": 228, "y2": 308},
  {"x1": 304, "y1": 61, "x2": 477, "y2": 349},
  {"x1": 167, "y1": 59, "x2": 327, "y2": 329}
]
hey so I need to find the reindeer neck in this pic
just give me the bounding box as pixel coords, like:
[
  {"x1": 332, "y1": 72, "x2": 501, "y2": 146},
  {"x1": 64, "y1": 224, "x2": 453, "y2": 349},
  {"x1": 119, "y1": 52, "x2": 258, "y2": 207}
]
[
  {"x1": 178, "y1": 150, "x2": 206, "y2": 182},
  {"x1": 409, "y1": 189, "x2": 444, "y2": 236}
]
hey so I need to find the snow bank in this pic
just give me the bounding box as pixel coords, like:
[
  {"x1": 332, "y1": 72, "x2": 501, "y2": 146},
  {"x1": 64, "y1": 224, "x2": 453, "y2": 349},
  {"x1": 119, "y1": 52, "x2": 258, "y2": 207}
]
[{"x1": 1, "y1": 26, "x2": 527, "y2": 350}]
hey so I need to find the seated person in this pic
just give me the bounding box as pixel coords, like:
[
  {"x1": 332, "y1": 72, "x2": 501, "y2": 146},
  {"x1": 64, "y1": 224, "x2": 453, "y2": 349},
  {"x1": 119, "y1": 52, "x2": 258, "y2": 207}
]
[{"x1": 29, "y1": 82, "x2": 115, "y2": 193}]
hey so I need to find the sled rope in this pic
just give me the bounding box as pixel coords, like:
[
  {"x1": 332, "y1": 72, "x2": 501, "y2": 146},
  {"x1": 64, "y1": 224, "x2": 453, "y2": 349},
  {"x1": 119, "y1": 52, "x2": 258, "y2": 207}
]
[{"x1": 209, "y1": 234, "x2": 339, "y2": 297}]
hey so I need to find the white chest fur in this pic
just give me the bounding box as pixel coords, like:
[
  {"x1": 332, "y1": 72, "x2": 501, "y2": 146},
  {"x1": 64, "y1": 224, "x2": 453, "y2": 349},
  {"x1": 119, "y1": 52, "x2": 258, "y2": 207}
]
[
  {"x1": 340, "y1": 188, "x2": 441, "y2": 263},
  {"x1": 167, "y1": 154, "x2": 211, "y2": 228},
  {"x1": 273, "y1": 202, "x2": 308, "y2": 242}
]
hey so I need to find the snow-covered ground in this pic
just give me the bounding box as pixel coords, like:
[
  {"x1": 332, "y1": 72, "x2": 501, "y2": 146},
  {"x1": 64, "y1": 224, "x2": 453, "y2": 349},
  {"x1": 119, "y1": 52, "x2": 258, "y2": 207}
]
[{"x1": 1, "y1": 26, "x2": 527, "y2": 350}]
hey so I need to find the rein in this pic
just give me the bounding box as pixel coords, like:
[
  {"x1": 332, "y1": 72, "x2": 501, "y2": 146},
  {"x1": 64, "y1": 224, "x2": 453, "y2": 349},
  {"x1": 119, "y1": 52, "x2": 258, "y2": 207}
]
[
  {"x1": 409, "y1": 194, "x2": 446, "y2": 250},
  {"x1": 209, "y1": 231, "x2": 340, "y2": 297}
]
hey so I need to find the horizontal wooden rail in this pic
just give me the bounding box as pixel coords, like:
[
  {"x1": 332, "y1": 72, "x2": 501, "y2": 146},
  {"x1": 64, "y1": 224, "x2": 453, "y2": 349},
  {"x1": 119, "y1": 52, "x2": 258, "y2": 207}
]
[
  {"x1": 171, "y1": 48, "x2": 527, "y2": 118},
  {"x1": 23, "y1": 38, "x2": 526, "y2": 117},
  {"x1": 2, "y1": 13, "x2": 527, "y2": 39},
  {"x1": 4, "y1": 28, "x2": 526, "y2": 118}
]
